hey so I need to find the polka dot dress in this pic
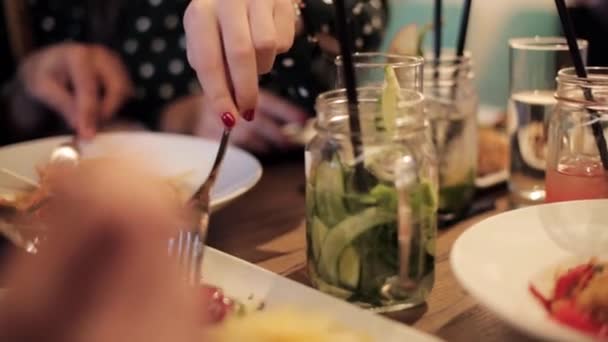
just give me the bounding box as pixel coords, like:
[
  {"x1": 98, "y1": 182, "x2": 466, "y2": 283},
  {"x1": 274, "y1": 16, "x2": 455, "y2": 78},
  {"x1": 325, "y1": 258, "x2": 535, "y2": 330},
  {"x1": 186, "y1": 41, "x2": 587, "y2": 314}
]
[
  {"x1": 28, "y1": 0, "x2": 198, "y2": 128},
  {"x1": 262, "y1": 0, "x2": 387, "y2": 112},
  {"x1": 26, "y1": 0, "x2": 387, "y2": 127}
]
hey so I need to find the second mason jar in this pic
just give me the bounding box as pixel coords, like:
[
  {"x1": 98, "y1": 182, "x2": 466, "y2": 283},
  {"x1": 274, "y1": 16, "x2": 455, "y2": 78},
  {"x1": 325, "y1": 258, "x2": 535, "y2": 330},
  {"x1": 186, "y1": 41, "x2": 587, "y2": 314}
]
[
  {"x1": 305, "y1": 87, "x2": 438, "y2": 312},
  {"x1": 546, "y1": 67, "x2": 608, "y2": 203},
  {"x1": 424, "y1": 52, "x2": 478, "y2": 222}
]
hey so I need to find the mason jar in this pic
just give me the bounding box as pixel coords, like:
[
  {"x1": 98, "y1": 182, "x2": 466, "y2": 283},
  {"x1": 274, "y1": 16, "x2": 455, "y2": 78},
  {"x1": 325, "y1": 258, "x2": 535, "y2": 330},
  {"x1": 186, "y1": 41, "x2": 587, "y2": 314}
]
[
  {"x1": 336, "y1": 52, "x2": 424, "y2": 91},
  {"x1": 423, "y1": 51, "x2": 478, "y2": 222},
  {"x1": 546, "y1": 67, "x2": 608, "y2": 203},
  {"x1": 305, "y1": 87, "x2": 438, "y2": 312}
]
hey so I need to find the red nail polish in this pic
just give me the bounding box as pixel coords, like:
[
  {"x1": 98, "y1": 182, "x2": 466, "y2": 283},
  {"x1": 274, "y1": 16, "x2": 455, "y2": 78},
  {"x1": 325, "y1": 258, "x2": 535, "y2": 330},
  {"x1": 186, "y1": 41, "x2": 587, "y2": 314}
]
[
  {"x1": 243, "y1": 110, "x2": 255, "y2": 121},
  {"x1": 221, "y1": 112, "x2": 236, "y2": 128}
]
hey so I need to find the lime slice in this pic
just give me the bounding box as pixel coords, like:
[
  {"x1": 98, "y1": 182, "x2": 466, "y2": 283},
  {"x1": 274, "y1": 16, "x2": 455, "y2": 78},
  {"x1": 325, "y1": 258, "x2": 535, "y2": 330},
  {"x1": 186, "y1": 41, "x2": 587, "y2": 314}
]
[{"x1": 380, "y1": 65, "x2": 401, "y2": 133}]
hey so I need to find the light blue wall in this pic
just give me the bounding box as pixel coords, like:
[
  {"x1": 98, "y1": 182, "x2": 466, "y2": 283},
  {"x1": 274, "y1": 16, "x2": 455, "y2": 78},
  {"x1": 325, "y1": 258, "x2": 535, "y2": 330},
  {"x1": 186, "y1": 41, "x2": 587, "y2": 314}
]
[{"x1": 383, "y1": 1, "x2": 559, "y2": 108}]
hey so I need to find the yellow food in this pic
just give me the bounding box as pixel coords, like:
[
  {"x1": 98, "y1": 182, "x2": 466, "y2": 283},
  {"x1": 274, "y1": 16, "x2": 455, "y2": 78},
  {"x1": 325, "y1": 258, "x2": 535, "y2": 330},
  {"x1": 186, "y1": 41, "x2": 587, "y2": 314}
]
[
  {"x1": 577, "y1": 265, "x2": 608, "y2": 321},
  {"x1": 206, "y1": 308, "x2": 371, "y2": 342}
]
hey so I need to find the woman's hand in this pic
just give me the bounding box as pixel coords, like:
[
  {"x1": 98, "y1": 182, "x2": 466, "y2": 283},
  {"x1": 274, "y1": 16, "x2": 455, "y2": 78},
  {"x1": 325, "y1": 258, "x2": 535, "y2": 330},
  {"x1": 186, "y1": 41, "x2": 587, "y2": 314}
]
[
  {"x1": 161, "y1": 90, "x2": 307, "y2": 154},
  {"x1": 0, "y1": 160, "x2": 201, "y2": 342},
  {"x1": 184, "y1": 0, "x2": 296, "y2": 128},
  {"x1": 19, "y1": 43, "x2": 134, "y2": 139}
]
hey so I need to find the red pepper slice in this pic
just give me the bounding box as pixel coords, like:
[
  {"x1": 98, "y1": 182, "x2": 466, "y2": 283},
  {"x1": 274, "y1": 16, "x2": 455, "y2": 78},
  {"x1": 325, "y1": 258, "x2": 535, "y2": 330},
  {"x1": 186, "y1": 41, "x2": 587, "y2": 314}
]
[
  {"x1": 551, "y1": 299, "x2": 602, "y2": 335},
  {"x1": 554, "y1": 263, "x2": 594, "y2": 300},
  {"x1": 529, "y1": 284, "x2": 551, "y2": 311}
]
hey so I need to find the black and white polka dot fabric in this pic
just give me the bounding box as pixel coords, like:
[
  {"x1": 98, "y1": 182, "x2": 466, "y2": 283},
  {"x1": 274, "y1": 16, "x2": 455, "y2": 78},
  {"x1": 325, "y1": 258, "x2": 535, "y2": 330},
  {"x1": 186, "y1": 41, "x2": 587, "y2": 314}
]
[
  {"x1": 25, "y1": 0, "x2": 386, "y2": 128},
  {"x1": 263, "y1": 0, "x2": 387, "y2": 112}
]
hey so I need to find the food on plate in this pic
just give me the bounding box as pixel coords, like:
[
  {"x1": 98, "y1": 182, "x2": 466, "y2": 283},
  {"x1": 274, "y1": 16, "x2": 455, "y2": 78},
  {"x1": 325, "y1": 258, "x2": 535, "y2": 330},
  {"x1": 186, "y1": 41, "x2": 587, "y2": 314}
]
[
  {"x1": 200, "y1": 284, "x2": 245, "y2": 324},
  {"x1": 205, "y1": 308, "x2": 371, "y2": 341},
  {"x1": 0, "y1": 161, "x2": 192, "y2": 217},
  {"x1": 530, "y1": 259, "x2": 608, "y2": 339},
  {"x1": 0, "y1": 165, "x2": 57, "y2": 212},
  {"x1": 477, "y1": 127, "x2": 508, "y2": 177},
  {"x1": 199, "y1": 285, "x2": 370, "y2": 341},
  {"x1": 0, "y1": 160, "x2": 195, "y2": 255}
]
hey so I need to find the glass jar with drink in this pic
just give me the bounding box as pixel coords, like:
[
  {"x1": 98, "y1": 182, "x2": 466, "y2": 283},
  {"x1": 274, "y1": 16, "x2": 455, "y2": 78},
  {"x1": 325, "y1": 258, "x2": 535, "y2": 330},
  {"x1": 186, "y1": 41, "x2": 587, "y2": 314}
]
[
  {"x1": 545, "y1": 67, "x2": 608, "y2": 203},
  {"x1": 507, "y1": 37, "x2": 588, "y2": 207},
  {"x1": 423, "y1": 51, "x2": 478, "y2": 223},
  {"x1": 305, "y1": 85, "x2": 438, "y2": 312},
  {"x1": 336, "y1": 52, "x2": 423, "y2": 91}
]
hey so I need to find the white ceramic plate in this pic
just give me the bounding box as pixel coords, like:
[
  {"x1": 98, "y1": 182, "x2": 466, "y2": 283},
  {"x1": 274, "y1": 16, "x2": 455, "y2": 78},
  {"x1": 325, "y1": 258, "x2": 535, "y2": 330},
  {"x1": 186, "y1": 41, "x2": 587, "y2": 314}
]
[
  {"x1": 0, "y1": 132, "x2": 262, "y2": 210},
  {"x1": 451, "y1": 200, "x2": 608, "y2": 342},
  {"x1": 203, "y1": 247, "x2": 442, "y2": 342}
]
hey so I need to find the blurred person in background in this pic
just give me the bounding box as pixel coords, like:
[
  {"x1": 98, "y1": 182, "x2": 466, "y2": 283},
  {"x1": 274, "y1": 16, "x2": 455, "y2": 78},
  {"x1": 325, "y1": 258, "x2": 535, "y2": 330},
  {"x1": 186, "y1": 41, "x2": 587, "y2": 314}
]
[
  {"x1": 569, "y1": 0, "x2": 608, "y2": 66},
  {"x1": 0, "y1": 0, "x2": 388, "y2": 154}
]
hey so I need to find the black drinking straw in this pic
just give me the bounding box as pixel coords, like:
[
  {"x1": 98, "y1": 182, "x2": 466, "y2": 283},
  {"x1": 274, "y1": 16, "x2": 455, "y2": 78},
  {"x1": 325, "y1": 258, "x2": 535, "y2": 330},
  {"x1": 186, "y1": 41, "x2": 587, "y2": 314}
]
[
  {"x1": 456, "y1": 0, "x2": 472, "y2": 57},
  {"x1": 434, "y1": 0, "x2": 442, "y2": 60},
  {"x1": 332, "y1": 0, "x2": 366, "y2": 190},
  {"x1": 451, "y1": 0, "x2": 472, "y2": 98},
  {"x1": 555, "y1": 0, "x2": 608, "y2": 170}
]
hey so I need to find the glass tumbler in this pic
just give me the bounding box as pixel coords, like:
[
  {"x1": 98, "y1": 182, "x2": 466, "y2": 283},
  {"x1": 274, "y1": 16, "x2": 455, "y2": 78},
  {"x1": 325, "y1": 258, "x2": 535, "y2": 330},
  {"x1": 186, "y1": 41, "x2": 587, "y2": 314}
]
[
  {"x1": 305, "y1": 87, "x2": 438, "y2": 312},
  {"x1": 423, "y1": 51, "x2": 478, "y2": 222},
  {"x1": 508, "y1": 37, "x2": 588, "y2": 207}
]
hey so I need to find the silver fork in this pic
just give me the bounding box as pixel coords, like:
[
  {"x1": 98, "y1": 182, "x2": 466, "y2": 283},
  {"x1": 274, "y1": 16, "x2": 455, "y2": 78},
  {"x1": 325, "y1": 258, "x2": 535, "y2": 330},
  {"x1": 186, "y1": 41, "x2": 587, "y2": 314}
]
[
  {"x1": 170, "y1": 129, "x2": 231, "y2": 284},
  {"x1": 49, "y1": 138, "x2": 81, "y2": 165}
]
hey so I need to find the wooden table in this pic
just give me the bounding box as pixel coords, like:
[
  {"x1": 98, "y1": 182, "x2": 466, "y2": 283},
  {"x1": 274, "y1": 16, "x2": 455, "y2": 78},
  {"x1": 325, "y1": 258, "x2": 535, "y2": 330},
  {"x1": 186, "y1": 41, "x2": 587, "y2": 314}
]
[{"x1": 207, "y1": 160, "x2": 541, "y2": 342}]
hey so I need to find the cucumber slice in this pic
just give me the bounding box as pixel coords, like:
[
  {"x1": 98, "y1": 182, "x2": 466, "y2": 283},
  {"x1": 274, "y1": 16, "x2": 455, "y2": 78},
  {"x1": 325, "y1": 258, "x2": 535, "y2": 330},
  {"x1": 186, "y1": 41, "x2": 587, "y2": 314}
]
[
  {"x1": 318, "y1": 207, "x2": 395, "y2": 285},
  {"x1": 310, "y1": 216, "x2": 329, "y2": 261},
  {"x1": 308, "y1": 261, "x2": 353, "y2": 299},
  {"x1": 314, "y1": 158, "x2": 347, "y2": 227},
  {"x1": 338, "y1": 246, "x2": 360, "y2": 289}
]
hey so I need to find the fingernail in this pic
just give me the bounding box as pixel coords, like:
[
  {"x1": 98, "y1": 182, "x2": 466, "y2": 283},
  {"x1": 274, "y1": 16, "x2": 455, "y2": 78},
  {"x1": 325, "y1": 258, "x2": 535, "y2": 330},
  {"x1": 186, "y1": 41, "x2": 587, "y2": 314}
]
[
  {"x1": 243, "y1": 109, "x2": 255, "y2": 122},
  {"x1": 221, "y1": 112, "x2": 236, "y2": 128}
]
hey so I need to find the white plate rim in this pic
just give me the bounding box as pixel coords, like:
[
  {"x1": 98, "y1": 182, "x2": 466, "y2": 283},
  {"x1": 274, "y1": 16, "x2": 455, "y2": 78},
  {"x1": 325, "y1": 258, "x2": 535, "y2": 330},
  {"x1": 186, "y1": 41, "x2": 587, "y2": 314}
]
[
  {"x1": 204, "y1": 247, "x2": 444, "y2": 342},
  {"x1": 450, "y1": 201, "x2": 604, "y2": 342},
  {"x1": 0, "y1": 132, "x2": 263, "y2": 209}
]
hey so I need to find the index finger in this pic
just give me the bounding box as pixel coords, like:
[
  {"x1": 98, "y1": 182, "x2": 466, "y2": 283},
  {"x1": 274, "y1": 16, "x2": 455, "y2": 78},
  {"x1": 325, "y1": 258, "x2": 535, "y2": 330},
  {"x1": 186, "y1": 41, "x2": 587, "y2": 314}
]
[
  {"x1": 185, "y1": 1, "x2": 238, "y2": 127},
  {"x1": 66, "y1": 46, "x2": 100, "y2": 139},
  {"x1": 218, "y1": 0, "x2": 259, "y2": 116}
]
